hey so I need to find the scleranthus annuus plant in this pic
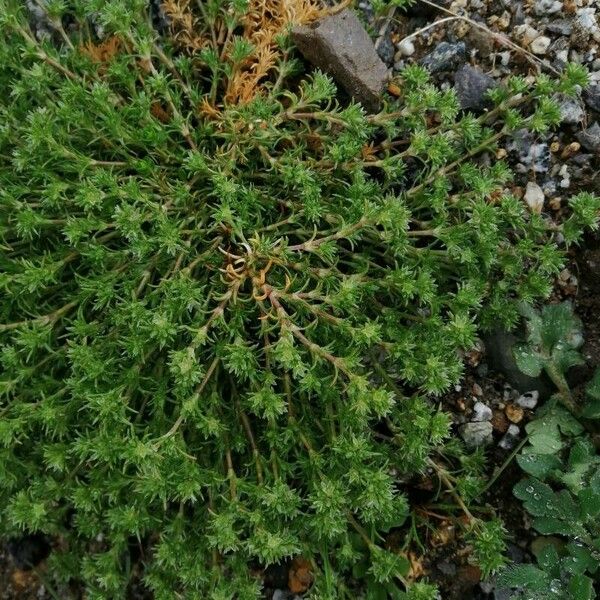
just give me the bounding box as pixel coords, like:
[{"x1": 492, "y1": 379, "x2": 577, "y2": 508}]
[{"x1": 0, "y1": 0, "x2": 598, "y2": 598}]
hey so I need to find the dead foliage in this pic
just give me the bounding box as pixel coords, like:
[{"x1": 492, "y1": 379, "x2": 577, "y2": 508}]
[
  {"x1": 288, "y1": 556, "x2": 314, "y2": 593},
  {"x1": 80, "y1": 36, "x2": 122, "y2": 64},
  {"x1": 162, "y1": 0, "x2": 207, "y2": 51},
  {"x1": 162, "y1": 0, "x2": 328, "y2": 105},
  {"x1": 150, "y1": 101, "x2": 172, "y2": 123},
  {"x1": 226, "y1": 0, "x2": 325, "y2": 104}
]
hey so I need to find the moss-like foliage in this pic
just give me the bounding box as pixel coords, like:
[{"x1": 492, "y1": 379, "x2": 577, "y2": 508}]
[{"x1": 0, "y1": 1, "x2": 598, "y2": 597}]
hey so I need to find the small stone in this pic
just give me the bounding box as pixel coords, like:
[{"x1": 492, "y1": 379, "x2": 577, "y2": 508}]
[
  {"x1": 530, "y1": 36, "x2": 552, "y2": 55},
  {"x1": 397, "y1": 38, "x2": 415, "y2": 57},
  {"x1": 546, "y1": 19, "x2": 573, "y2": 36},
  {"x1": 555, "y1": 94, "x2": 585, "y2": 124},
  {"x1": 559, "y1": 268, "x2": 571, "y2": 282},
  {"x1": 420, "y1": 42, "x2": 466, "y2": 74},
  {"x1": 438, "y1": 559, "x2": 457, "y2": 576},
  {"x1": 491, "y1": 10, "x2": 511, "y2": 31},
  {"x1": 460, "y1": 421, "x2": 494, "y2": 447},
  {"x1": 524, "y1": 181, "x2": 545, "y2": 214},
  {"x1": 560, "y1": 141, "x2": 581, "y2": 159},
  {"x1": 558, "y1": 164, "x2": 571, "y2": 188},
  {"x1": 515, "y1": 24, "x2": 540, "y2": 45},
  {"x1": 480, "y1": 582, "x2": 494, "y2": 594},
  {"x1": 472, "y1": 401, "x2": 493, "y2": 422},
  {"x1": 549, "y1": 197, "x2": 562, "y2": 210},
  {"x1": 575, "y1": 8, "x2": 600, "y2": 43},
  {"x1": 583, "y1": 85, "x2": 600, "y2": 112},
  {"x1": 507, "y1": 130, "x2": 551, "y2": 173},
  {"x1": 555, "y1": 49, "x2": 569, "y2": 65},
  {"x1": 453, "y1": 64, "x2": 497, "y2": 111},
  {"x1": 497, "y1": 51, "x2": 511, "y2": 66},
  {"x1": 505, "y1": 404, "x2": 524, "y2": 423},
  {"x1": 491, "y1": 409, "x2": 509, "y2": 433},
  {"x1": 534, "y1": 0, "x2": 562, "y2": 15},
  {"x1": 376, "y1": 34, "x2": 395, "y2": 67},
  {"x1": 292, "y1": 9, "x2": 389, "y2": 112},
  {"x1": 517, "y1": 391, "x2": 539, "y2": 409},
  {"x1": 477, "y1": 363, "x2": 489, "y2": 377},
  {"x1": 473, "y1": 383, "x2": 483, "y2": 396},
  {"x1": 577, "y1": 122, "x2": 600, "y2": 154},
  {"x1": 499, "y1": 424, "x2": 521, "y2": 450}
]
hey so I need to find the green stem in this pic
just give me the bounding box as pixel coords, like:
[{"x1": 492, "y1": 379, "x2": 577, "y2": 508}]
[
  {"x1": 479, "y1": 436, "x2": 528, "y2": 497},
  {"x1": 546, "y1": 362, "x2": 579, "y2": 416}
]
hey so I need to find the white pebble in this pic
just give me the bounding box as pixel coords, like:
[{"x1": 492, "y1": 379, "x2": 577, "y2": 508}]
[
  {"x1": 397, "y1": 38, "x2": 415, "y2": 57},
  {"x1": 524, "y1": 182, "x2": 545, "y2": 214},
  {"x1": 517, "y1": 391, "x2": 539, "y2": 409},
  {"x1": 472, "y1": 401, "x2": 493, "y2": 422},
  {"x1": 531, "y1": 36, "x2": 551, "y2": 55},
  {"x1": 559, "y1": 164, "x2": 571, "y2": 189},
  {"x1": 499, "y1": 424, "x2": 521, "y2": 450}
]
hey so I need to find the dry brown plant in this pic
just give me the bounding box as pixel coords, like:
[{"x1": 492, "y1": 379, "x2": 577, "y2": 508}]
[
  {"x1": 163, "y1": 0, "x2": 328, "y2": 105},
  {"x1": 226, "y1": 0, "x2": 325, "y2": 103},
  {"x1": 162, "y1": 0, "x2": 207, "y2": 52},
  {"x1": 80, "y1": 36, "x2": 122, "y2": 64}
]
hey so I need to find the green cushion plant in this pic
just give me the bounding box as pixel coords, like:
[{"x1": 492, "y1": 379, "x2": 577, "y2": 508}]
[{"x1": 0, "y1": 0, "x2": 598, "y2": 597}]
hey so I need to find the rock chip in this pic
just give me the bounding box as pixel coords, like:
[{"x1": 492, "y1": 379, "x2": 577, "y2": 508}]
[
  {"x1": 524, "y1": 181, "x2": 545, "y2": 214},
  {"x1": 376, "y1": 34, "x2": 395, "y2": 66},
  {"x1": 397, "y1": 38, "x2": 415, "y2": 57},
  {"x1": 292, "y1": 9, "x2": 388, "y2": 112},
  {"x1": 505, "y1": 403, "x2": 524, "y2": 423},
  {"x1": 583, "y1": 85, "x2": 600, "y2": 112},
  {"x1": 460, "y1": 421, "x2": 494, "y2": 447},
  {"x1": 517, "y1": 391, "x2": 539, "y2": 409},
  {"x1": 555, "y1": 93, "x2": 585, "y2": 124},
  {"x1": 454, "y1": 64, "x2": 497, "y2": 111},
  {"x1": 472, "y1": 401, "x2": 493, "y2": 422},
  {"x1": 507, "y1": 129, "x2": 551, "y2": 173},
  {"x1": 546, "y1": 19, "x2": 573, "y2": 36},
  {"x1": 575, "y1": 8, "x2": 600, "y2": 43},
  {"x1": 534, "y1": 0, "x2": 562, "y2": 16},
  {"x1": 577, "y1": 122, "x2": 600, "y2": 154},
  {"x1": 420, "y1": 41, "x2": 466, "y2": 73},
  {"x1": 515, "y1": 24, "x2": 540, "y2": 45},
  {"x1": 492, "y1": 409, "x2": 510, "y2": 433},
  {"x1": 530, "y1": 35, "x2": 551, "y2": 55},
  {"x1": 499, "y1": 424, "x2": 521, "y2": 450}
]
